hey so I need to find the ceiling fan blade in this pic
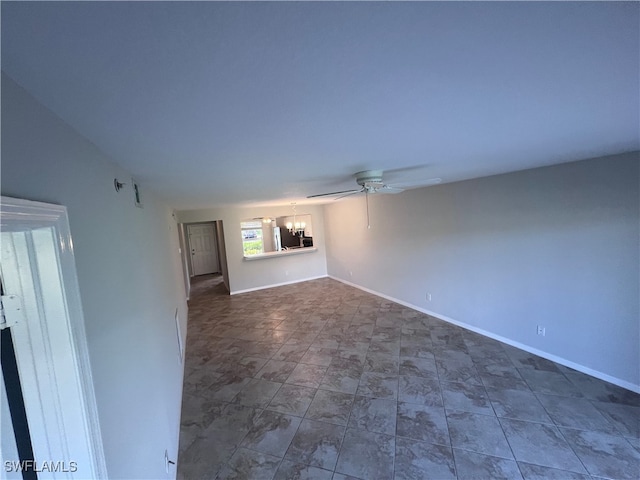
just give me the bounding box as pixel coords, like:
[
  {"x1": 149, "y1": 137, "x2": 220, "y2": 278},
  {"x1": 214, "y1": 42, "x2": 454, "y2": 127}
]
[
  {"x1": 334, "y1": 189, "x2": 363, "y2": 200},
  {"x1": 378, "y1": 185, "x2": 405, "y2": 194},
  {"x1": 388, "y1": 177, "x2": 442, "y2": 189},
  {"x1": 307, "y1": 189, "x2": 361, "y2": 199}
]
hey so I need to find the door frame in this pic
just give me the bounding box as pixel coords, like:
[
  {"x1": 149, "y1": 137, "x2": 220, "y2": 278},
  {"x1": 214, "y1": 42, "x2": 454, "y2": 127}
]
[
  {"x1": 0, "y1": 196, "x2": 107, "y2": 478},
  {"x1": 185, "y1": 222, "x2": 220, "y2": 277}
]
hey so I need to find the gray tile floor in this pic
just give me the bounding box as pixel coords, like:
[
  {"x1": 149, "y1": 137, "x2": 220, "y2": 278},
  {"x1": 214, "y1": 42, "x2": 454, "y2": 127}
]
[{"x1": 178, "y1": 275, "x2": 640, "y2": 480}]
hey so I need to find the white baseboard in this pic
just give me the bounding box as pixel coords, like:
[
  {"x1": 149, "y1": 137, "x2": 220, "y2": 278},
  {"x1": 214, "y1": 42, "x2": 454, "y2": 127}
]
[
  {"x1": 329, "y1": 275, "x2": 640, "y2": 394},
  {"x1": 231, "y1": 275, "x2": 329, "y2": 295}
]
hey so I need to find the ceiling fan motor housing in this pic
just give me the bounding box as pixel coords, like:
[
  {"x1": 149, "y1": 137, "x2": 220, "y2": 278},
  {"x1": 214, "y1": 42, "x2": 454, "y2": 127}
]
[{"x1": 355, "y1": 170, "x2": 384, "y2": 188}]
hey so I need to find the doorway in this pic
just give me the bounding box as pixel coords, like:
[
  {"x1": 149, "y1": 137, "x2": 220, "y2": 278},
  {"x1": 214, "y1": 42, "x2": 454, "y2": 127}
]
[{"x1": 187, "y1": 223, "x2": 219, "y2": 276}]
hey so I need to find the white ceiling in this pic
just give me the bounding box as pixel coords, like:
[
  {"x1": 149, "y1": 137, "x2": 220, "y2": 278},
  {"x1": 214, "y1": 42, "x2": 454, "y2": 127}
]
[{"x1": 2, "y1": 2, "x2": 638, "y2": 209}]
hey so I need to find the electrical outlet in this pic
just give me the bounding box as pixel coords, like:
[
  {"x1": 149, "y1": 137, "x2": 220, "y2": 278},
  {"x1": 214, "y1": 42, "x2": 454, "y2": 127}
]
[
  {"x1": 349, "y1": 271, "x2": 353, "y2": 277},
  {"x1": 537, "y1": 325, "x2": 545, "y2": 336},
  {"x1": 426, "y1": 293, "x2": 432, "y2": 302},
  {"x1": 285, "y1": 270, "x2": 289, "y2": 276}
]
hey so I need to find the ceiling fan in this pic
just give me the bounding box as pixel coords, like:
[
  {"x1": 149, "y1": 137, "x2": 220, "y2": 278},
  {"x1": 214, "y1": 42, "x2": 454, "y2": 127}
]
[
  {"x1": 307, "y1": 168, "x2": 441, "y2": 229},
  {"x1": 307, "y1": 169, "x2": 441, "y2": 200}
]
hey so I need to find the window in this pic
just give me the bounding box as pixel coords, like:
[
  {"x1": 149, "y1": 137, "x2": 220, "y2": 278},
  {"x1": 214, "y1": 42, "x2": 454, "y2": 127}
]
[{"x1": 241, "y1": 220, "x2": 264, "y2": 256}]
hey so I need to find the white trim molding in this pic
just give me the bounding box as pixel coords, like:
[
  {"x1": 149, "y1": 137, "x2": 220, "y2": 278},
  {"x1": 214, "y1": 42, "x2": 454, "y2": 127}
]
[
  {"x1": 231, "y1": 275, "x2": 328, "y2": 295},
  {"x1": 329, "y1": 275, "x2": 640, "y2": 394},
  {"x1": 1, "y1": 196, "x2": 108, "y2": 478}
]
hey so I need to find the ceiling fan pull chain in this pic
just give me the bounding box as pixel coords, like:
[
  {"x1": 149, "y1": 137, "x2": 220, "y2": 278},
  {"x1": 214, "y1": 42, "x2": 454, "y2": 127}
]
[{"x1": 366, "y1": 191, "x2": 371, "y2": 229}]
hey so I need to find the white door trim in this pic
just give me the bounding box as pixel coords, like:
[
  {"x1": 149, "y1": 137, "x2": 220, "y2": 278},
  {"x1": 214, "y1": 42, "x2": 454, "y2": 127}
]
[{"x1": 0, "y1": 196, "x2": 107, "y2": 478}]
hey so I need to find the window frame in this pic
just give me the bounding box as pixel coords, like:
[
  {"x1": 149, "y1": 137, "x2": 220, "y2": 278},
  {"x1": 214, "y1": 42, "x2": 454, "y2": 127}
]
[{"x1": 240, "y1": 220, "x2": 265, "y2": 256}]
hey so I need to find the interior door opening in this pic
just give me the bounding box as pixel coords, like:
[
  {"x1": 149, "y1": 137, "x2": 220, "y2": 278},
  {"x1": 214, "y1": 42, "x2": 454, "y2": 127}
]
[
  {"x1": 187, "y1": 223, "x2": 220, "y2": 277},
  {"x1": 177, "y1": 219, "x2": 230, "y2": 295}
]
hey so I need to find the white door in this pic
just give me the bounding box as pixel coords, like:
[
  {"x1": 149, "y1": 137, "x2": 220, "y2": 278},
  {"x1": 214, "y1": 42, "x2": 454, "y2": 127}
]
[
  {"x1": 0, "y1": 197, "x2": 106, "y2": 479},
  {"x1": 188, "y1": 224, "x2": 219, "y2": 276}
]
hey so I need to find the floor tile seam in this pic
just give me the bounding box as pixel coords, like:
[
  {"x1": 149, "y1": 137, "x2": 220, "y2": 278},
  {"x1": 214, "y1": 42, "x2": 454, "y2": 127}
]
[
  {"x1": 514, "y1": 366, "x2": 585, "y2": 398},
  {"x1": 556, "y1": 423, "x2": 640, "y2": 445},
  {"x1": 554, "y1": 423, "x2": 640, "y2": 477},
  {"x1": 257, "y1": 404, "x2": 308, "y2": 421},
  {"x1": 395, "y1": 400, "x2": 458, "y2": 466},
  {"x1": 332, "y1": 426, "x2": 394, "y2": 480},
  {"x1": 303, "y1": 408, "x2": 351, "y2": 427},
  {"x1": 488, "y1": 407, "x2": 557, "y2": 426},
  {"x1": 280, "y1": 420, "x2": 341, "y2": 474},
  {"x1": 216, "y1": 418, "x2": 259, "y2": 479},
  {"x1": 390, "y1": 416, "x2": 397, "y2": 480},
  {"x1": 315, "y1": 382, "x2": 358, "y2": 395},
  {"x1": 226, "y1": 444, "x2": 283, "y2": 480},
  {"x1": 428, "y1": 357, "x2": 446, "y2": 409},
  {"x1": 441, "y1": 406, "x2": 460, "y2": 478},
  {"x1": 588, "y1": 395, "x2": 640, "y2": 410},
  {"x1": 450, "y1": 444, "x2": 521, "y2": 466},
  {"x1": 340, "y1": 398, "x2": 367, "y2": 476},
  {"x1": 621, "y1": 435, "x2": 640, "y2": 453},
  {"x1": 236, "y1": 443, "x2": 287, "y2": 465},
  {"x1": 394, "y1": 433, "x2": 452, "y2": 451},
  {"x1": 185, "y1": 386, "x2": 232, "y2": 401},
  {"x1": 476, "y1": 370, "x2": 530, "y2": 395},
  {"x1": 445, "y1": 409, "x2": 516, "y2": 464},
  {"x1": 303, "y1": 410, "x2": 354, "y2": 428},
  {"x1": 440, "y1": 382, "x2": 498, "y2": 417},
  {"x1": 498, "y1": 348, "x2": 525, "y2": 373},
  {"x1": 496, "y1": 415, "x2": 592, "y2": 477},
  {"x1": 556, "y1": 367, "x2": 587, "y2": 391},
  {"x1": 443, "y1": 406, "x2": 499, "y2": 419},
  {"x1": 513, "y1": 460, "x2": 593, "y2": 480},
  {"x1": 533, "y1": 392, "x2": 625, "y2": 436},
  {"x1": 263, "y1": 381, "x2": 314, "y2": 417},
  {"x1": 569, "y1": 391, "x2": 630, "y2": 410},
  {"x1": 264, "y1": 404, "x2": 311, "y2": 418},
  {"x1": 513, "y1": 445, "x2": 593, "y2": 478},
  {"x1": 447, "y1": 395, "x2": 518, "y2": 467},
  {"x1": 347, "y1": 419, "x2": 395, "y2": 438}
]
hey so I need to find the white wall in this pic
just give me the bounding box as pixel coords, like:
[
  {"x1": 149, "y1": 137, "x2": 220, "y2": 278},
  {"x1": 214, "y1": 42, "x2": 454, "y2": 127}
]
[
  {"x1": 324, "y1": 153, "x2": 640, "y2": 391},
  {"x1": 177, "y1": 205, "x2": 328, "y2": 294},
  {"x1": 1, "y1": 74, "x2": 188, "y2": 478}
]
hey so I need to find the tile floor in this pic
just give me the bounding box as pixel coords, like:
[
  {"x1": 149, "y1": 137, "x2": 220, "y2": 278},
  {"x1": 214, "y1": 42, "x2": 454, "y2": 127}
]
[{"x1": 177, "y1": 275, "x2": 640, "y2": 480}]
